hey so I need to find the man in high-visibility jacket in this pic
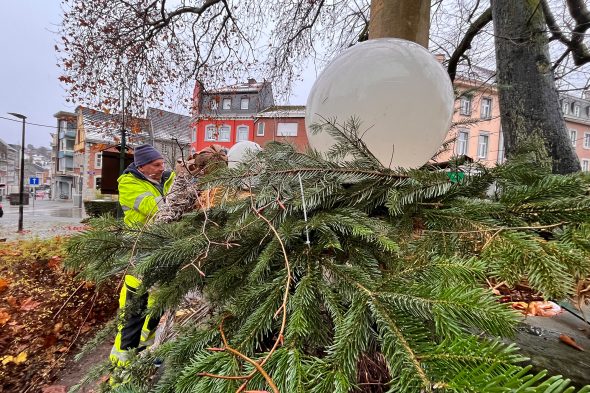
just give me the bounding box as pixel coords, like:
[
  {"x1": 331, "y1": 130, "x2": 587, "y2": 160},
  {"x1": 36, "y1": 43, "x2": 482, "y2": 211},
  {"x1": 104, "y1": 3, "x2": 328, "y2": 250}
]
[{"x1": 110, "y1": 144, "x2": 176, "y2": 368}]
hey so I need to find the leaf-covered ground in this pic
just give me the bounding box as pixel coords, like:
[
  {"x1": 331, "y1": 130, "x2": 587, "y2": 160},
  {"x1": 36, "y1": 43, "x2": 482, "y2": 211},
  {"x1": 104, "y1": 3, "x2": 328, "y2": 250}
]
[{"x1": 0, "y1": 237, "x2": 118, "y2": 393}]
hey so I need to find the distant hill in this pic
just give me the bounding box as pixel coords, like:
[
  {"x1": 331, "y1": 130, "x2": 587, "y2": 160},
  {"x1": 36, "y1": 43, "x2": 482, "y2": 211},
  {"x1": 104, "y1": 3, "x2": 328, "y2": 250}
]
[{"x1": 26, "y1": 144, "x2": 51, "y2": 161}]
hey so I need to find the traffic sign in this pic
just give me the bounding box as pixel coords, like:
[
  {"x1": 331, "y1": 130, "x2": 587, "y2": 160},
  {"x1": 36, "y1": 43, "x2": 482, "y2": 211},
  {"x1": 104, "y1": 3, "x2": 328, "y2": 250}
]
[
  {"x1": 446, "y1": 172, "x2": 465, "y2": 183},
  {"x1": 29, "y1": 177, "x2": 40, "y2": 185}
]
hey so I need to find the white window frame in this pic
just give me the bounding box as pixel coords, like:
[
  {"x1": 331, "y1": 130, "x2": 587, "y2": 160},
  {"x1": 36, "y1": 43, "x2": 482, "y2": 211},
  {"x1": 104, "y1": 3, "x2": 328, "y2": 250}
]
[
  {"x1": 456, "y1": 129, "x2": 469, "y2": 156},
  {"x1": 574, "y1": 104, "x2": 581, "y2": 117},
  {"x1": 94, "y1": 176, "x2": 102, "y2": 190},
  {"x1": 584, "y1": 132, "x2": 590, "y2": 149},
  {"x1": 95, "y1": 152, "x2": 102, "y2": 168},
  {"x1": 497, "y1": 130, "x2": 505, "y2": 164},
  {"x1": 582, "y1": 159, "x2": 589, "y2": 172},
  {"x1": 562, "y1": 101, "x2": 570, "y2": 115},
  {"x1": 478, "y1": 133, "x2": 489, "y2": 159},
  {"x1": 218, "y1": 125, "x2": 231, "y2": 142},
  {"x1": 480, "y1": 97, "x2": 492, "y2": 119},
  {"x1": 222, "y1": 98, "x2": 231, "y2": 110},
  {"x1": 236, "y1": 125, "x2": 249, "y2": 142},
  {"x1": 240, "y1": 97, "x2": 249, "y2": 110},
  {"x1": 210, "y1": 99, "x2": 218, "y2": 110},
  {"x1": 205, "y1": 125, "x2": 217, "y2": 141},
  {"x1": 277, "y1": 122, "x2": 298, "y2": 137},
  {"x1": 460, "y1": 95, "x2": 472, "y2": 116},
  {"x1": 570, "y1": 129, "x2": 577, "y2": 147},
  {"x1": 256, "y1": 122, "x2": 265, "y2": 136},
  {"x1": 58, "y1": 157, "x2": 67, "y2": 172}
]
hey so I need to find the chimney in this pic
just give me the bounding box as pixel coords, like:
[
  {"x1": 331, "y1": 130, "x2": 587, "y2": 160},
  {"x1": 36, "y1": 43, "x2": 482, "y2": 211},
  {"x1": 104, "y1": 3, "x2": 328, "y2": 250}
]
[
  {"x1": 248, "y1": 78, "x2": 257, "y2": 85},
  {"x1": 192, "y1": 80, "x2": 203, "y2": 115},
  {"x1": 434, "y1": 53, "x2": 445, "y2": 64}
]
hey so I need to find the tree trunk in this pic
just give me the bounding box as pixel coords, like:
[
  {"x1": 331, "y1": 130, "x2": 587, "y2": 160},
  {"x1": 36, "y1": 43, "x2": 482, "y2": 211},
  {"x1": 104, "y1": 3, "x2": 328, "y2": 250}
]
[
  {"x1": 369, "y1": 0, "x2": 430, "y2": 48},
  {"x1": 492, "y1": 0, "x2": 581, "y2": 174}
]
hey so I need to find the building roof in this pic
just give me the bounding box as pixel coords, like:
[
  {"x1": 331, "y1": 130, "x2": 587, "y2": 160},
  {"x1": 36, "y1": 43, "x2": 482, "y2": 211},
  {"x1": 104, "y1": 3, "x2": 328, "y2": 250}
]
[
  {"x1": 0, "y1": 139, "x2": 13, "y2": 149},
  {"x1": 53, "y1": 111, "x2": 76, "y2": 119},
  {"x1": 457, "y1": 64, "x2": 496, "y2": 82},
  {"x1": 146, "y1": 108, "x2": 192, "y2": 144},
  {"x1": 205, "y1": 79, "x2": 267, "y2": 94},
  {"x1": 77, "y1": 106, "x2": 151, "y2": 145},
  {"x1": 560, "y1": 93, "x2": 590, "y2": 125},
  {"x1": 256, "y1": 105, "x2": 306, "y2": 118},
  {"x1": 195, "y1": 114, "x2": 256, "y2": 121}
]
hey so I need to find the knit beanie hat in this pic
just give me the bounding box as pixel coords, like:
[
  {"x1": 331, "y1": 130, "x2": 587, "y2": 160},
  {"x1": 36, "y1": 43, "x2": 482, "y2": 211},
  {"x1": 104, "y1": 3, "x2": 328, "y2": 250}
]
[{"x1": 134, "y1": 144, "x2": 163, "y2": 167}]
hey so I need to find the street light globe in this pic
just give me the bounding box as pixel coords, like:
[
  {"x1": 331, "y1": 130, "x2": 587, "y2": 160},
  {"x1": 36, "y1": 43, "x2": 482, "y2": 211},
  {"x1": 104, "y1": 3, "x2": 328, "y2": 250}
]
[
  {"x1": 306, "y1": 38, "x2": 455, "y2": 169},
  {"x1": 227, "y1": 141, "x2": 262, "y2": 169}
]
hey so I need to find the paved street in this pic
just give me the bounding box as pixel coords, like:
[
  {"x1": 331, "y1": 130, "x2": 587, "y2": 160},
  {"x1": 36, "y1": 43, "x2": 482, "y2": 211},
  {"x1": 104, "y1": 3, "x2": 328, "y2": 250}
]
[{"x1": 0, "y1": 198, "x2": 89, "y2": 241}]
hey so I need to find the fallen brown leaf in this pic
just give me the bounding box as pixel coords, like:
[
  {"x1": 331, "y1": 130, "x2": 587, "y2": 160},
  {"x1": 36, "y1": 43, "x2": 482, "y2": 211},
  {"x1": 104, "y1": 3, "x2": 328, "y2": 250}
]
[
  {"x1": 20, "y1": 297, "x2": 41, "y2": 311},
  {"x1": 0, "y1": 277, "x2": 8, "y2": 293},
  {"x1": 47, "y1": 256, "x2": 62, "y2": 269},
  {"x1": 511, "y1": 301, "x2": 562, "y2": 317},
  {"x1": 0, "y1": 309, "x2": 11, "y2": 324},
  {"x1": 7, "y1": 295, "x2": 17, "y2": 307},
  {"x1": 53, "y1": 322, "x2": 63, "y2": 334},
  {"x1": 559, "y1": 334, "x2": 585, "y2": 351}
]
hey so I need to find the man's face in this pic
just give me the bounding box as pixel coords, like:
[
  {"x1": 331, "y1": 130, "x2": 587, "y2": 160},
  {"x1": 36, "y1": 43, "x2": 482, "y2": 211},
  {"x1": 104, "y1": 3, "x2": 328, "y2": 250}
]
[{"x1": 138, "y1": 159, "x2": 165, "y2": 182}]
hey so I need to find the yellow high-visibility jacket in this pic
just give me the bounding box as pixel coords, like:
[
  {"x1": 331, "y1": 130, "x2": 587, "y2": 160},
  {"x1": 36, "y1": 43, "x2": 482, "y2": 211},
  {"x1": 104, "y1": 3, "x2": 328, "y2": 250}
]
[{"x1": 117, "y1": 164, "x2": 176, "y2": 227}]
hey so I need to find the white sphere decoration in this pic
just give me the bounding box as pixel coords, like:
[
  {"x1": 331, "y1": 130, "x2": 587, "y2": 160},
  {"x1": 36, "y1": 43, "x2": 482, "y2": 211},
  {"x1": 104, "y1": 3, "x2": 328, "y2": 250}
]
[
  {"x1": 227, "y1": 141, "x2": 262, "y2": 169},
  {"x1": 306, "y1": 38, "x2": 454, "y2": 169}
]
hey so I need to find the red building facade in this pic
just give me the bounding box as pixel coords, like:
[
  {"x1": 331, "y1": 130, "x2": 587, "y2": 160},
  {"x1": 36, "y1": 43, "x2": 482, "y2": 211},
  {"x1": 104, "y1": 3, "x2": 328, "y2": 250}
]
[
  {"x1": 193, "y1": 117, "x2": 256, "y2": 151},
  {"x1": 253, "y1": 106, "x2": 308, "y2": 151},
  {"x1": 192, "y1": 79, "x2": 275, "y2": 152}
]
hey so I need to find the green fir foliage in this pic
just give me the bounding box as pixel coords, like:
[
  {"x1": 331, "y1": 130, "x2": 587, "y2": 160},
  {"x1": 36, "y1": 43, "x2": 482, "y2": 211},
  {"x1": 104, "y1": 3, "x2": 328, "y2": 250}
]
[{"x1": 64, "y1": 121, "x2": 590, "y2": 392}]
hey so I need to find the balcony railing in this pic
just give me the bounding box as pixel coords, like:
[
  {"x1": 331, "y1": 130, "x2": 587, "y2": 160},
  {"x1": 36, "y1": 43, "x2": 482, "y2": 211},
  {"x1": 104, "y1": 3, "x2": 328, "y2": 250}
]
[
  {"x1": 58, "y1": 151, "x2": 74, "y2": 158},
  {"x1": 59, "y1": 130, "x2": 76, "y2": 139}
]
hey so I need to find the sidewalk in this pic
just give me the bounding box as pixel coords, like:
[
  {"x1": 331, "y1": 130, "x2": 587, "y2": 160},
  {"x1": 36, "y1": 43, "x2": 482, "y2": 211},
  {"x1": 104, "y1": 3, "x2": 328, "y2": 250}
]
[
  {"x1": 0, "y1": 199, "x2": 88, "y2": 241},
  {"x1": 509, "y1": 303, "x2": 590, "y2": 387}
]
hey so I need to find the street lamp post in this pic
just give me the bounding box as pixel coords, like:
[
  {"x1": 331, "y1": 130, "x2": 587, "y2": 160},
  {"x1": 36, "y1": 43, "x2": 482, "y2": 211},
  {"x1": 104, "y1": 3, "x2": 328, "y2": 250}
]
[{"x1": 8, "y1": 112, "x2": 26, "y2": 232}]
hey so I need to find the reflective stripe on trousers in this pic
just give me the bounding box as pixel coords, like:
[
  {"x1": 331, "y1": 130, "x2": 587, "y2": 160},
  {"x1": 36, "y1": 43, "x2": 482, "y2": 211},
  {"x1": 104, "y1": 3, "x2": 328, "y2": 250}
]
[{"x1": 110, "y1": 274, "x2": 161, "y2": 366}]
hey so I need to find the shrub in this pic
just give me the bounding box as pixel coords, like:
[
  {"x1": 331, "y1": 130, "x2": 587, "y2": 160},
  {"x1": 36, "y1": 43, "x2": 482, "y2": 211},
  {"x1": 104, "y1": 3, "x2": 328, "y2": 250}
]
[{"x1": 83, "y1": 200, "x2": 118, "y2": 218}]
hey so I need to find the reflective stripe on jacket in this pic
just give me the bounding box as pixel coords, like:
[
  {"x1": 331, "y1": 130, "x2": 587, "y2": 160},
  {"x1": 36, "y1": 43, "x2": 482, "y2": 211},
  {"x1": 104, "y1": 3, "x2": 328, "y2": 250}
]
[{"x1": 118, "y1": 167, "x2": 175, "y2": 227}]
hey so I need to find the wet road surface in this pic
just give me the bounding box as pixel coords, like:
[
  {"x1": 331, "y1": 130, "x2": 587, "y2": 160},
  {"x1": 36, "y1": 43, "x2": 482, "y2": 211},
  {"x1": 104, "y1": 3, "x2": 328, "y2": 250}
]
[{"x1": 0, "y1": 199, "x2": 88, "y2": 241}]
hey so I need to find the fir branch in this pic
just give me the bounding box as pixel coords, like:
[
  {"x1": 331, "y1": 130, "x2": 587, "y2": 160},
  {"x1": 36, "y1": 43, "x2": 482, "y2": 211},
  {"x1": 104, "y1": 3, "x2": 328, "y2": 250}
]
[{"x1": 424, "y1": 221, "x2": 567, "y2": 235}]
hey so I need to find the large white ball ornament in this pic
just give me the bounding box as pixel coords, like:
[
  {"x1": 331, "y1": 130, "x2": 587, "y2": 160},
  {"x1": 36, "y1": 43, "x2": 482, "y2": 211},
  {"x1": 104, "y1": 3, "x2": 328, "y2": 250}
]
[
  {"x1": 306, "y1": 38, "x2": 454, "y2": 169},
  {"x1": 227, "y1": 141, "x2": 262, "y2": 169}
]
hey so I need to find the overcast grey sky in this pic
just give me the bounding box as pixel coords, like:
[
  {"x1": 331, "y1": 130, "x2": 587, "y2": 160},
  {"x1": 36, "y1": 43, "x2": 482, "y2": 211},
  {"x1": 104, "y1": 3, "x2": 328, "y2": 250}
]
[
  {"x1": 0, "y1": 1, "x2": 69, "y2": 147},
  {"x1": 0, "y1": 1, "x2": 312, "y2": 149}
]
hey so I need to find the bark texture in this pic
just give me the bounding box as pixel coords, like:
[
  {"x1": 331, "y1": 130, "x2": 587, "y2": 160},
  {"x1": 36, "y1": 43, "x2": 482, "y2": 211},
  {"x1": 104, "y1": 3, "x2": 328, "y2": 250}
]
[
  {"x1": 369, "y1": 0, "x2": 430, "y2": 48},
  {"x1": 492, "y1": 0, "x2": 581, "y2": 174}
]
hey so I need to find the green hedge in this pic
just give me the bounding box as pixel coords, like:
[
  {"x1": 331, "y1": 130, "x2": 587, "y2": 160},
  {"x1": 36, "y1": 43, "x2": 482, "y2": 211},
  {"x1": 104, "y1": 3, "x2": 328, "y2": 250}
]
[{"x1": 84, "y1": 200, "x2": 118, "y2": 218}]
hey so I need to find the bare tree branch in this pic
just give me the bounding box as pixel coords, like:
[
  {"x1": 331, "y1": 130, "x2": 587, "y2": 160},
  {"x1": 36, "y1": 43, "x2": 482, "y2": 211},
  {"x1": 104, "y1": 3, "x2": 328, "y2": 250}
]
[
  {"x1": 542, "y1": 0, "x2": 590, "y2": 66},
  {"x1": 58, "y1": 0, "x2": 590, "y2": 114},
  {"x1": 447, "y1": 7, "x2": 492, "y2": 82}
]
